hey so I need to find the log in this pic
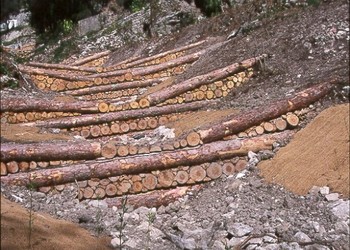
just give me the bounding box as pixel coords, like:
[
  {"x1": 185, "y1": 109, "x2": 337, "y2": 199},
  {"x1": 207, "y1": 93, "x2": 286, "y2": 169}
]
[
  {"x1": 27, "y1": 62, "x2": 99, "y2": 73},
  {"x1": 222, "y1": 162, "x2": 235, "y2": 176},
  {"x1": 198, "y1": 81, "x2": 338, "y2": 143},
  {"x1": 105, "y1": 185, "x2": 201, "y2": 208},
  {"x1": 94, "y1": 187, "x2": 106, "y2": 199},
  {"x1": 186, "y1": 132, "x2": 201, "y2": 147},
  {"x1": 235, "y1": 159, "x2": 248, "y2": 172},
  {"x1": 101, "y1": 143, "x2": 117, "y2": 159},
  {"x1": 1, "y1": 132, "x2": 293, "y2": 187},
  {"x1": 142, "y1": 174, "x2": 157, "y2": 190},
  {"x1": 105, "y1": 184, "x2": 117, "y2": 197},
  {"x1": 263, "y1": 122, "x2": 275, "y2": 133},
  {"x1": 158, "y1": 170, "x2": 175, "y2": 187},
  {"x1": 1, "y1": 162, "x2": 7, "y2": 175},
  {"x1": 64, "y1": 78, "x2": 165, "y2": 96},
  {"x1": 0, "y1": 96, "x2": 100, "y2": 113},
  {"x1": 143, "y1": 54, "x2": 268, "y2": 105},
  {"x1": 286, "y1": 113, "x2": 300, "y2": 127},
  {"x1": 26, "y1": 100, "x2": 210, "y2": 129},
  {"x1": 18, "y1": 161, "x2": 30, "y2": 172},
  {"x1": 275, "y1": 118, "x2": 287, "y2": 131},
  {"x1": 83, "y1": 187, "x2": 94, "y2": 199},
  {"x1": 1, "y1": 141, "x2": 101, "y2": 162},
  {"x1": 255, "y1": 125, "x2": 265, "y2": 135},
  {"x1": 206, "y1": 162, "x2": 222, "y2": 179},
  {"x1": 175, "y1": 170, "x2": 189, "y2": 184},
  {"x1": 7, "y1": 161, "x2": 19, "y2": 174},
  {"x1": 90, "y1": 125, "x2": 101, "y2": 137},
  {"x1": 189, "y1": 166, "x2": 206, "y2": 182},
  {"x1": 132, "y1": 181, "x2": 143, "y2": 193},
  {"x1": 122, "y1": 39, "x2": 206, "y2": 69},
  {"x1": 71, "y1": 50, "x2": 110, "y2": 66},
  {"x1": 98, "y1": 102, "x2": 109, "y2": 113},
  {"x1": 117, "y1": 146, "x2": 129, "y2": 157}
]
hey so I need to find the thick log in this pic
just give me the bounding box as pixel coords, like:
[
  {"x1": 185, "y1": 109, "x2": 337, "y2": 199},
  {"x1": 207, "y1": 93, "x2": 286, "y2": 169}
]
[
  {"x1": 286, "y1": 113, "x2": 300, "y2": 127},
  {"x1": 71, "y1": 50, "x2": 110, "y2": 66},
  {"x1": 24, "y1": 100, "x2": 211, "y2": 128},
  {"x1": 6, "y1": 161, "x2": 19, "y2": 173},
  {"x1": 158, "y1": 170, "x2": 175, "y2": 188},
  {"x1": 189, "y1": 165, "x2": 206, "y2": 182},
  {"x1": 0, "y1": 132, "x2": 294, "y2": 187},
  {"x1": 175, "y1": 170, "x2": 189, "y2": 184},
  {"x1": 0, "y1": 96, "x2": 100, "y2": 113},
  {"x1": 275, "y1": 118, "x2": 287, "y2": 131},
  {"x1": 143, "y1": 54, "x2": 268, "y2": 105},
  {"x1": 222, "y1": 162, "x2": 235, "y2": 176},
  {"x1": 105, "y1": 183, "x2": 118, "y2": 197},
  {"x1": 105, "y1": 185, "x2": 202, "y2": 208},
  {"x1": 26, "y1": 62, "x2": 99, "y2": 73},
  {"x1": 64, "y1": 78, "x2": 165, "y2": 96},
  {"x1": 1, "y1": 141, "x2": 101, "y2": 162},
  {"x1": 101, "y1": 143, "x2": 117, "y2": 159},
  {"x1": 198, "y1": 81, "x2": 338, "y2": 143}
]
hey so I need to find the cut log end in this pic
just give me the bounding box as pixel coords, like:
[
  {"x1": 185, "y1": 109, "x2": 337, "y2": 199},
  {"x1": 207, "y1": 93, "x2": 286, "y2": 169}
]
[{"x1": 186, "y1": 131, "x2": 201, "y2": 147}]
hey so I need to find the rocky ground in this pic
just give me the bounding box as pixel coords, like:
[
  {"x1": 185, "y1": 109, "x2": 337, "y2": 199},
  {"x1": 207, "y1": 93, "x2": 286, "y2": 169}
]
[{"x1": 1, "y1": 0, "x2": 349, "y2": 249}]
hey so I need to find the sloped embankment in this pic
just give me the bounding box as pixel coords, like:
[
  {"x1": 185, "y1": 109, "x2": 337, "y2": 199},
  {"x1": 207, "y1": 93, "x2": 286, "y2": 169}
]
[{"x1": 259, "y1": 103, "x2": 349, "y2": 197}]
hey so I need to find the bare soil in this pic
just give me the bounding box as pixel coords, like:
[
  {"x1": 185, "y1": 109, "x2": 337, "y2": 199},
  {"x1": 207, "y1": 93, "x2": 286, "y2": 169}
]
[{"x1": 259, "y1": 103, "x2": 350, "y2": 197}]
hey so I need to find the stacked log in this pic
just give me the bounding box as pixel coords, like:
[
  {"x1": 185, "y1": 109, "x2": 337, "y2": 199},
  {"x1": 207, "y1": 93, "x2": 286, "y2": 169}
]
[{"x1": 2, "y1": 111, "x2": 82, "y2": 123}]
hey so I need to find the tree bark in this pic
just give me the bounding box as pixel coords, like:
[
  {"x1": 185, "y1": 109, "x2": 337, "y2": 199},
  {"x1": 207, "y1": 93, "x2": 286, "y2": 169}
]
[
  {"x1": 0, "y1": 131, "x2": 294, "y2": 187},
  {"x1": 142, "y1": 54, "x2": 268, "y2": 105},
  {"x1": 71, "y1": 50, "x2": 110, "y2": 66},
  {"x1": 105, "y1": 185, "x2": 202, "y2": 208},
  {"x1": 198, "y1": 81, "x2": 338, "y2": 143},
  {"x1": 1, "y1": 96, "x2": 102, "y2": 113},
  {"x1": 1, "y1": 141, "x2": 101, "y2": 162},
  {"x1": 63, "y1": 78, "x2": 166, "y2": 96},
  {"x1": 23, "y1": 100, "x2": 211, "y2": 128},
  {"x1": 26, "y1": 62, "x2": 99, "y2": 73}
]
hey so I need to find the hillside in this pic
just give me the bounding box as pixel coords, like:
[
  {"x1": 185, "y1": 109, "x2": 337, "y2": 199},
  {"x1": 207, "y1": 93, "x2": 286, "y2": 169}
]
[{"x1": 0, "y1": 0, "x2": 349, "y2": 249}]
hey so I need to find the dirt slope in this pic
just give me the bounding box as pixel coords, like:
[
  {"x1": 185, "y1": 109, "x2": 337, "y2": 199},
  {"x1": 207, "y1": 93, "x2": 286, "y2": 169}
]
[
  {"x1": 1, "y1": 195, "x2": 112, "y2": 250},
  {"x1": 258, "y1": 103, "x2": 349, "y2": 197}
]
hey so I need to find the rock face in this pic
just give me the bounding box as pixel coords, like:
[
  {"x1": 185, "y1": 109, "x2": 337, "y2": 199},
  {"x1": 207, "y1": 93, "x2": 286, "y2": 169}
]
[{"x1": 78, "y1": 14, "x2": 103, "y2": 36}]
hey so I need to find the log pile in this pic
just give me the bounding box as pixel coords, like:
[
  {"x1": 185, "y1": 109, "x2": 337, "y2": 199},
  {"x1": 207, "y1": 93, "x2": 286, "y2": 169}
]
[{"x1": 0, "y1": 38, "x2": 341, "y2": 207}]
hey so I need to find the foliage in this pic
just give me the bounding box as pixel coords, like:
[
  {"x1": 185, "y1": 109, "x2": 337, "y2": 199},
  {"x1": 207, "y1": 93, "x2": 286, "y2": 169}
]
[
  {"x1": 195, "y1": 0, "x2": 222, "y2": 17},
  {"x1": 307, "y1": 0, "x2": 320, "y2": 6},
  {"x1": 26, "y1": 0, "x2": 109, "y2": 34},
  {"x1": 52, "y1": 38, "x2": 79, "y2": 63},
  {"x1": 115, "y1": 196, "x2": 128, "y2": 250}
]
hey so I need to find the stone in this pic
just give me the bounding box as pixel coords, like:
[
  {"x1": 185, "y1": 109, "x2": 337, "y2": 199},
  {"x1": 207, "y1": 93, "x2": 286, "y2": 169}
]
[
  {"x1": 182, "y1": 238, "x2": 196, "y2": 250},
  {"x1": 78, "y1": 14, "x2": 102, "y2": 36},
  {"x1": 325, "y1": 193, "x2": 339, "y2": 201},
  {"x1": 248, "y1": 237, "x2": 263, "y2": 245},
  {"x1": 334, "y1": 221, "x2": 349, "y2": 235},
  {"x1": 330, "y1": 200, "x2": 349, "y2": 220},
  {"x1": 304, "y1": 244, "x2": 330, "y2": 250},
  {"x1": 293, "y1": 231, "x2": 312, "y2": 243},
  {"x1": 263, "y1": 235, "x2": 277, "y2": 243},
  {"x1": 212, "y1": 240, "x2": 226, "y2": 250},
  {"x1": 260, "y1": 244, "x2": 280, "y2": 250},
  {"x1": 88, "y1": 200, "x2": 108, "y2": 209},
  {"x1": 227, "y1": 222, "x2": 253, "y2": 237},
  {"x1": 228, "y1": 236, "x2": 248, "y2": 248},
  {"x1": 319, "y1": 186, "x2": 330, "y2": 195}
]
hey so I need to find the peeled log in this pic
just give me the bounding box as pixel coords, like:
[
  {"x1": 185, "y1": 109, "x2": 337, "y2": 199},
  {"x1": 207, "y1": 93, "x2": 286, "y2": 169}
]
[
  {"x1": 198, "y1": 81, "x2": 338, "y2": 143},
  {"x1": 25, "y1": 100, "x2": 210, "y2": 129},
  {"x1": 26, "y1": 62, "x2": 99, "y2": 73},
  {"x1": 71, "y1": 50, "x2": 110, "y2": 66},
  {"x1": 1, "y1": 132, "x2": 294, "y2": 187},
  {"x1": 1, "y1": 141, "x2": 101, "y2": 162},
  {"x1": 105, "y1": 185, "x2": 202, "y2": 209},
  {"x1": 144, "y1": 54, "x2": 268, "y2": 105}
]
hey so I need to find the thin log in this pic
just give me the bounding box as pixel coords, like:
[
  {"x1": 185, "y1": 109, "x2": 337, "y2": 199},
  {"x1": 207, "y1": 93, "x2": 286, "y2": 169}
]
[
  {"x1": 189, "y1": 165, "x2": 206, "y2": 182},
  {"x1": 222, "y1": 162, "x2": 235, "y2": 176},
  {"x1": 101, "y1": 143, "x2": 117, "y2": 159},
  {"x1": 1, "y1": 132, "x2": 294, "y2": 187},
  {"x1": 1, "y1": 141, "x2": 101, "y2": 162},
  {"x1": 206, "y1": 162, "x2": 222, "y2": 179},
  {"x1": 142, "y1": 174, "x2": 157, "y2": 190},
  {"x1": 158, "y1": 170, "x2": 175, "y2": 188},
  {"x1": 6, "y1": 161, "x2": 19, "y2": 174},
  {"x1": 71, "y1": 50, "x2": 110, "y2": 66},
  {"x1": 198, "y1": 81, "x2": 339, "y2": 143},
  {"x1": 143, "y1": 54, "x2": 268, "y2": 105},
  {"x1": 105, "y1": 183, "x2": 117, "y2": 197},
  {"x1": 26, "y1": 62, "x2": 99, "y2": 73},
  {"x1": 18, "y1": 161, "x2": 30, "y2": 172},
  {"x1": 286, "y1": 113, "x2": 300, "y2": 127},
  {"x1": 175, "y1": 170, "x2": 189, "y2": 184},
  {"x1": 24, "y1": 100, "x2": 211, "y2": 129},
  {"x1": 1, "y1": 96, "x2": 101, "y2": 113},
  {"x1": 64, "y1": 78, "x2": 165, "y2": 96},
  {"x1": 275, "y1": 118, "x2": 287, "y2": 131}
]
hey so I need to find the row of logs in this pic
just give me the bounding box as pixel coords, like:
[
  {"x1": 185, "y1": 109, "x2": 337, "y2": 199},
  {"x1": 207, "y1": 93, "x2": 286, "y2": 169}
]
[
  {"x1": 78, "y1": 88, "x2": 139, "y2": 101},
  {"x1": 0, "y1": 160, "x2": 83, "y2": 176},
  {"x1": 2, "y1": 111, "x2": 81, "y2": 124},
  {"x1": 30, "y1": 64, "x2": 187, "y2": 92},
  {"x1": 37, "y1": 156, "x2": 248, "y2": 199},
  {"x1": 162, "y1": 70, "x2": 253, "y2": 105},
  {"x1": 69, "y1": 113, "x2": 181, "y2": 138}
]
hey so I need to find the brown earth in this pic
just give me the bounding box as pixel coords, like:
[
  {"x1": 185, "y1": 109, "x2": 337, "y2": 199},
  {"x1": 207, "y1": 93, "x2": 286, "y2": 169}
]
[
  {"x1": 0, "y1": 195, "x2": 112, "y2": 250},
  {"x1": 258, "y1": 103, "x2": 349, "y2": 197}
]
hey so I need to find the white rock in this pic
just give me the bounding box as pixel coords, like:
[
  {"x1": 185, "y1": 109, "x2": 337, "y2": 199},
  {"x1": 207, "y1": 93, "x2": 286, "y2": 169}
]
[
  {"x1": 293, "y1": 231, "x2": 312, "y2": 243},
  {"x1": 227, "y1": 222, "x2": 253, "y2": 237},
  {"x1": 263, "y1": 235, "x2": 277, "y2": 243},
  {"x1": 325, "y1": 193, "x2": 339, "y2": 201},
  {"x1": 319, "y1": 186, "x2": 330, "y2": 195},
  {"x1": 212, "y1": 240, "x2": 226, "y2": 250},
  {"x1": 330, "y1": 200, "x2": 349, "y2": 220}
]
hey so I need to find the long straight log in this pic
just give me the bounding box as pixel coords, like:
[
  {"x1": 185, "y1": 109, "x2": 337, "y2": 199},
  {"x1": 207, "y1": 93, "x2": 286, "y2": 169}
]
[
  {"x1": 0, "y1": 96, "x2": 101, "y2": 113},
  {"x1": 1, "y1": 141, "x2": 101, "y2": 162},
  {"x1": 63, "y1": 78, "x2": 167, "y2": 96},
  {"x1": 19, "y1": 66, "x2": 95, "y2": 82},
  {"x1": 0, "y1": 131, "x2": 293, "y2": 187},
  {"x1": 105, "y1": 185, "x2": 202, "y2": 208},
  {"x1": 87, "y1": 49, "x2": 205, "y2": 78},
  {"x1": 122, "y1": 39, "x2": 207, "y2": 69},
  {"x1": 143, "y1": 54, "x2": 268, "y2": 105},
  {"x1": 26, "y1": 62, "x2": 99, "y2": 73},
  {"x1": 198, "y1": 81, "x2": 339, "y2": 143},
  {"x1": 22, "y1": 100, "x2": 211, "y2": 128},
  {"x1": 71, "y1": 50, "x2": 110, "y2": 66}
]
